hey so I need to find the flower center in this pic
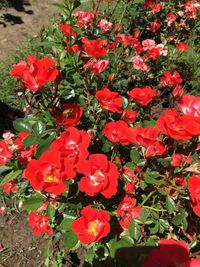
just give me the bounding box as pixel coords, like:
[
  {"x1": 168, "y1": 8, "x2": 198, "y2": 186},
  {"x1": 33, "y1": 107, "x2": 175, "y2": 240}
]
[
  {"x1": 63, "y1": 108, "x2": 73, "y2": 119},
  {"x1": 44, "y1": 174, "x2": 59, "y2": 183},
  {"x1": 90, "y1": 170, "x2": 105, "y2": 186},
  {"x1": 88, "y1": 219, "x2": 99, "y2": 237}
]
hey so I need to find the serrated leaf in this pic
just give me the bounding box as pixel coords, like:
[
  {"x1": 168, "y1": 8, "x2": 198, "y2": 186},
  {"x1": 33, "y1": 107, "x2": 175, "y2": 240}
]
[
  {"x1": 23, "y1": 198, "x2": 44, "y2": 212},
  {"x1": 140, "y1": 208, "x2": 149, "y2": 222},
  {"x1": 149, "y1": 222, "x2": 159, "y2": 234},
  {"x1": 0, "y1": 170, "x2": 22, "y2": 186},
  {"x1": 130, "y1": 150, "x2": 140, "y2": 164},
  {"x1": 64, "y1": 230, "x2": 79, "y2": 250},
  {"x1": 13, "y1": 119, "x2": 32, "y2": 132},
  {"x1": 172, "y1": 214, "x2": 183, "y2": 226},
  {"x1": 166, "y1": 196, "x2": 176, "y2": 214},
  {"x1": 33, "y1": 121, "x2": 46, "y2": 135},
  {"x1": 129, "y1": 219, "x2": 141, "y2": 240}
]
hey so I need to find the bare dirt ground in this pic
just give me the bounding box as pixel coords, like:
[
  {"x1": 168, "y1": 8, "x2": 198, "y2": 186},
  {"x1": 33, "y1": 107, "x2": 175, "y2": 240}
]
[{"x1": 0, "y1": 0, "x2": 60, "y2": 61}]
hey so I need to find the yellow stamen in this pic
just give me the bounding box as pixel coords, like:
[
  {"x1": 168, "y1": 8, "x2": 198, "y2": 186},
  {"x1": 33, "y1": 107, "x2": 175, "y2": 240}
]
[{"x1": 88, "y1": 220, "x2": 99, "y2": 237}]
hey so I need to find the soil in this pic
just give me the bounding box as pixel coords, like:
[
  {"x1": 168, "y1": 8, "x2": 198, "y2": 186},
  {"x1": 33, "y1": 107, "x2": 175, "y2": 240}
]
[{"x1": 0, "y1": 0, "x2": 61, "y2": 61}]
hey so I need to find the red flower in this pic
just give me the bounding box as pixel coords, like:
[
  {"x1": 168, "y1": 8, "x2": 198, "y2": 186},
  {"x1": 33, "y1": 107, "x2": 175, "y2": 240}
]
[
  {"x1": 156, "y1": 109, "x2": 200, "y2": 140},
  {"x1": 91, "y1": 60, "x2": 109, "y2": 76},
  {"x1": 171, "y1": 153, "x2": 192, "y2": 167},
  {"x1": 82, "y1": 38, "x2": 107, "y2": 57},
  {"x1": 129, "y1": 86, "x2": 157, "y2": 106},
  {"x1": 176, "y1": 42, "x2": 189, "y2": 52},
  {"x1": 53, "y1": 103, "x2": 83, "y2": 128},
  {"x1": 190, "y1": 258, "x2": 200, "y2": 267},
  {"x1": 144, "y1": 239, "x2": 190, "y2": 267},
  {"x1": 0, "y1": 140, "x2": 13, "y2": 165},
  {"x1": 145, "y1": 141, "x2": 166, "y2": 157},
  {"x1": 50, "y1": 127, "x2": 91, "y2": 179},
  {"x1": 129, "y1": 126, "x2": 160, "y2": 147},
  {"x1": 11, "y1": 56, "x2": 59, "y2": 92},
  {"x1": 77, "y1": 154, "x2": 119, "y2": 198},
  {"x1": 178, "y1": 94, "x2": 200, "y2": 118},
  {"x1": 22, "y1": 149, "x2": 67, "y2": 195},
  {"x1": 150, "y1": 19, "x2": 161, "y2": 32},
  {"x1": 159, "y1": 71, "x2": 183, "y2": 88},
  {"x1": 3, "y1": 181, "x2": 17, "y2": 194},
  {"x1": 188, "y1": 176, "x2": 200, "y2": 217},
  {"x1": 146, "y1": 47, "x2": 160, "y2": 60},
  {"x1": 116, "y1": 195, "x2": 141, "y2": 229},
  {"x1": 103, "y1": 120, "x2": 133, "y2": 145},
  {"x1": 28, "y1": 212, "x2": 52, "y2": 236},
  {"x1": 73, "y1": 11, "x2": 94, "y2": 29},
  {"x1": 123, "y1": 110, "x2": 137, "y2": 124},
  {"x1": 72, "y1": 206, "x2": 110, "y2": 244},
  {"x1": 60, "y1": 24, "x2": 77, "y2": 37},
  {"x1": 95, "y1": 87, "x2": 122, "y2": 113}
]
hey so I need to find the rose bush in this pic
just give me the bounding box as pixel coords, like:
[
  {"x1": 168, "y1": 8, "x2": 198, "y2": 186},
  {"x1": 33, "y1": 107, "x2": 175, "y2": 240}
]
[{"x1": 0, "y1": 0, "x2": 200, "y2": 266}]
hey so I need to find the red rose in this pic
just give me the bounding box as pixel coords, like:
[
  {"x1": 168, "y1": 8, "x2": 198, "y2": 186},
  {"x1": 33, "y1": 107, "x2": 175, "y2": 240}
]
[
  {"x1": 72, "y1": 206, "x2": 110, "y2": 244},
  {"x1": 50, "y1": 127, "x2": 91, "y2": 179},
  {"x1": 28, "y1": 212, "x2": 52, "y2": 236},
  {"x1": 145, "y1": 141, "x2": 166, "y2": 157},
  {"x1": 82, "y1": 38, "x2": 107, "y2": 57},
  {"x1": 150, "y1": 19, "x2": 161, "y2": 32},
  {"x1": 178, "y1": 94, "x2": 200, "y2": 118},
  {"x1": 176, "y1": 42, "x2": 189, "y2": 52},
  {"x1": 11, "y1": 56, "x2": 59, "y2": 92},
  {"x1": 123, "y1": 110, "x2": 137, "y2": 124},
  {"x1": 146, "y1": 47, "x2": 160, "y2": 60},
  {"x1": 91, "y1": 60, "x2": 109, "y2": 76},
  {"x1": 0, "y1": 140, "x2": 13, "y2": 165},
  {"x1": 129, "y1": 86, "x2": 157, "y2": 106},
  {"x1": 77, "y1": 154, "x2": 119, "y2": 198},
  {"x1": 3, "y1": 181, "x2": 17, "y2": 194},
  {"x1": 156, "y1": 109, "x2": 200, "y2": 140},
  {"x1": 159, "y1": 71, "x2": 183, "y2": 88},
  {"x1": 171, "y1": 153, "x2": 192, "y2": 167},
  {"x1": 22, "y1": 149, "x2": 67, "y2": 195},
  {"x1": 103, "y1": 120, "x2": 133, "y2": 145},
  {"x1": 144, "y1": 239, "x2": 190, "y2": 267},
  {"x1": 60, "y1": 24, "x2": 77, "y2": 37},
  {"x1": 129, "y1": 126, "x2": 160, "y2": 147},
  {"x1": 188, "y1": 176, "x2": 200, "y2": 217},
  {"x1": 53, "y1": 103, "x2": 83, "y2": 128},
  {"x1": 116, "y1": 195, "x2": 141, "y2": 229},
  {"x1": 95, "y1": 87, "x2": 122, "y2": 113}
]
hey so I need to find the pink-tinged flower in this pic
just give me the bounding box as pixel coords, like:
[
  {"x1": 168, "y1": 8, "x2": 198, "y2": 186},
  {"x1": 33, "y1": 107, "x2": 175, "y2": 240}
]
[
  {"x1": 129, "y1": 86, "x2": 157, "y2": 106},
  {"x1": 131, "y1": 56, "x2": 149, "y2": 72},
  {"x1": 156, "y1": 44, "x2": 168, "y2": 56},
  {"x1": 166, "y1": 13, "x2": 177, "y2": 27},
  {"x1": 144, "y1": 0, "x2": 162, "y2": 12},
  {"x1": 0, "y1": 140, "x2": 13, "y2": 165},
  {"x1": 53, "y1": 103, "x2": 83, "y2": 128},
  {"x1": 145, "y1": 141, "x2": 166, "y2": 157},
  {"x1": 3, "y1": 181, "x2": 17, "y2": 194},
  {"x1": 176, "y1": 42, "x2": 189, "y2": 52},
  {"x1": 116, "y1": 195, "x2": 141, "y2": 229},
  {"x1": 60, "y1": 24, "x2": 77, "y2": 37},
  {"x1": 73, "y1": 10, "x2": 95, "y2": 28},
  {"x1": 95, "y1": 87, "x2": 122, "y2": 113},
  {"x1": 77, "y1": 154, "x2": 119, "y2": 198},
  {"x1": 11, "y1": 56, "x2": 59, "y2": 92},
  {"x1": 91, "y1": 59, "x2": 109, "y2": 76},
  {"x1": 144, "y1": 239, "x2": 191, "y2": 267},
  {"x1": 103, "y1": 120, "x2": 133, "y2": 145},
  {"x1": 172, "y1": 85, "x2": 184, "y2": 98},
  {"x1": 122, "y1": 110, "x2": 137, "y2": 124},
  {"x1": 72, "y1": 206, "x2": 110, "y2": 244},
  {"x1": 159, "y1": 71, "x2": 183, "y2": 88},
  {"x1": 28, "y1": 212, "x2": 52, "y2": 236},
  {"x1": 190, "y1": 258, "x2": 200, "y2": 267},
  {"x1": 50, "y1": 127, "x2": 91, "y2": 179},
  {"x1": 0, "y1": 207, "x2": 5, "y2": 215},
  {"x1": 188, "y1": 176, "x2": 200, "y2": 217},
  {"x1": 185, "y1": 0, "x2": 200, "y2": 19},
  {"x1": 2, "y1": 132, "x2": 15, "y2": 146},
  {"x1": 142, "y1": 39, "x2": 156, "y2": 51},
  {"x1": 150, "y1": 19, "x2": 161, "y2": 32},
  {"x1": 178, "y1": 94, "x2": 200, "y2": 118},
  {"x1": 171, "y1": 153, "x2": 192, "y2": 167},
  {"x1": 98, "y1": 19, "x2": 112, "y2": 32},
  {"x1": 156, "y1": 109, "x2": 200, "y2": 140}
]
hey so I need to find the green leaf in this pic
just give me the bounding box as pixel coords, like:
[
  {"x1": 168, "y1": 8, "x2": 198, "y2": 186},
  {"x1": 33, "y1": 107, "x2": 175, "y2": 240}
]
[
  {"x1": 102, "y1": 141, "x2": 112, "y2": 153},
  {"x1": 130, "y1": 150, "x2": 140, "y2": 164},
  {"x1": 144, "y1": 174, "x2": 163, "y2": 185},
  {"x1": 13, "y1": 118, "x2": 32, "y2": 132},
  {"x1": 35, "y1": 143, "x2": 50, "y2": 159},
  {"x1": 60, "y1": 218, "x2": 73, "y2": 231},
  {"x1": 149, "y1": 222, "x2": 159, "y2": 234},
  {"x1": 140, "y1": 208, "x2": 149, "y2": 222},
  {"x1": 85, "y1": 250, "x2": 96, "y2": 264},
  {"x1": 23, "y1": 135, "x2": 39, "y2": 148},
  {"x1": 0, "y1": 165, "x2": 12, "y2": 175},
  {"x1": 33, "y1": 121, "x2": 46, "y2": 135},
  {"x1": 23, "y1": 198, "x2": 45, "y2": 212},
  {"x1": 166, "y1": 196, "x2": 176, "y2": 214},
  {"x1": 0, "y1": 170, "x2": 22, "y2": 186},
  {"x1": 129, "y1": 219, "x2": 141, "y2": 240},
  {"x1": 172, "y1": 214, "x2": 184, "y2": 226},
  {"x1": 47, "y1": 203, "x2": 56, "y2": 219},
  {"x1": 64, "y1": 230, "x2": 79, "y2": 250}
]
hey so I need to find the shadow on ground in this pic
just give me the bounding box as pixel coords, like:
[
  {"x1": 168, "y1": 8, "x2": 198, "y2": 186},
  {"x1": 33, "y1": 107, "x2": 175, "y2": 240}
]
[{"x1": 0, "y1": 0, "x2": 33, "y2": 27}]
